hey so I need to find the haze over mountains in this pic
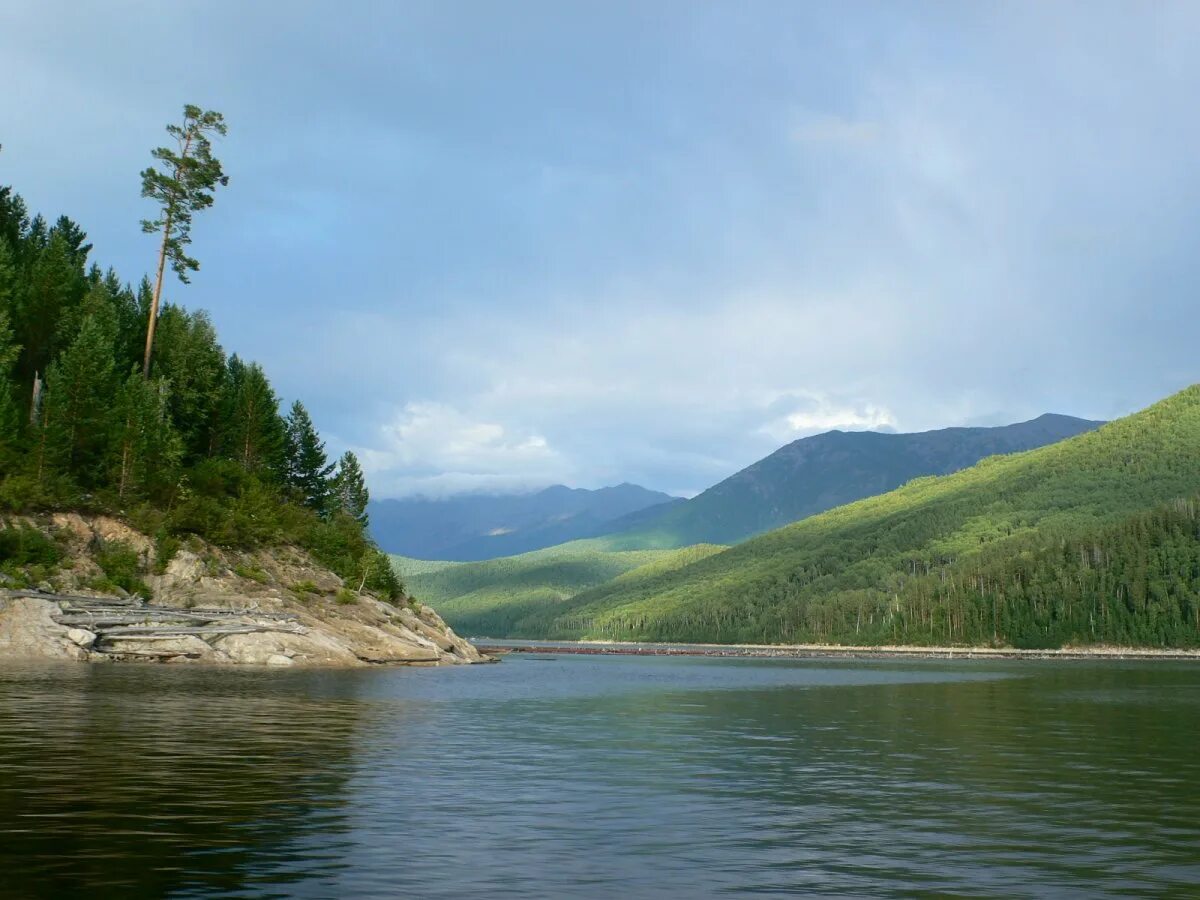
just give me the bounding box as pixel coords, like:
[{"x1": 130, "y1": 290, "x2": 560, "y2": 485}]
[
  {"x1": 369, "y1": 483, "x2": 675, "y2": 561},
  {"x1": 376, "y1": 414, "x2": 1101, "y2": 561}
]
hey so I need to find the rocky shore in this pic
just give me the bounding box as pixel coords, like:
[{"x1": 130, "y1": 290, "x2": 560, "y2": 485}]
[{"x1": 0, "y1": 514, "x2": 489, "y2": 667}]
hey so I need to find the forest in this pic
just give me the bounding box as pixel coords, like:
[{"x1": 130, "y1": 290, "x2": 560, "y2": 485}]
[
  {"x1": 444, "y1": 387, "x2": 1200, "y2": 647},
  {"x1": 0, "y1": 122, "x2": 400, "y2": 599}
]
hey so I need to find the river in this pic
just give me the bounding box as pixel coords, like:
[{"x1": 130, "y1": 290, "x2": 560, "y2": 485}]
[{"x1": 0, "y1": 653, "x2": 1197, "y2": 897}]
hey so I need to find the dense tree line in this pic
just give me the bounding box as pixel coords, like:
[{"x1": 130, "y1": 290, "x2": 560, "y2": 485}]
[{"x1": 0, "y1": 184, "x2": 399, "y2": 599}]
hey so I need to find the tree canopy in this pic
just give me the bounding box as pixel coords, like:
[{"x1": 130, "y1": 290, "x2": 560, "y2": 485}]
[{"x1": 0, "y1": 182, "x2": 399, "y2": 601}]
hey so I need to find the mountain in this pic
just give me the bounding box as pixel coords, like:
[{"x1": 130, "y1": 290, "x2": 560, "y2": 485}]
[
  {"x1": 397, "y1": 540, "x2": 725, "y2": 636},
  {"x1": 436, "y1": 387, "x2": 1200, "y2": 648},
  {"x1": 368, "y1": 483, "x2": 676, "y2": 561},
  {"x1": 602, "y1": 414, "x2": 1104, "y2": 549}
]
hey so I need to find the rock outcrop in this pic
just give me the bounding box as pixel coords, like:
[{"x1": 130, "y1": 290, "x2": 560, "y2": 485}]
[{"x1": 0, "y1": 515, "x2": 489, "y2": 668}]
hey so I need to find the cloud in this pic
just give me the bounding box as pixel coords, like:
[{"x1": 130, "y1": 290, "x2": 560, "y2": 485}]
[
  {"x1": 759, "y1": 397, "x2": 898, "y2": 443},
  {"x1": 354, "y1": 402, "x2": 570, "y2": 497},
  {"x1": 5, "y1": 3, "x2": 1200, "y2": 500}
]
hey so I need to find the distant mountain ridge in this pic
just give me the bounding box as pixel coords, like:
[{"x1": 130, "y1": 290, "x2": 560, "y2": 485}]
[
  {"x1": 602, "y1": 413, "x2": 1104, "y2": 549},
  {"x1": 433, "y1": 388, "x2": 1200, "y2": 647},
  {"x1": 368, "y1": 483, "x2": 676, "y2": 561}
]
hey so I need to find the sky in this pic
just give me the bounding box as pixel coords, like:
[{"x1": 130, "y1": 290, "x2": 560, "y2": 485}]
[{"x1": 3, "y1": 2, "x2": 1199, "y2": 498}]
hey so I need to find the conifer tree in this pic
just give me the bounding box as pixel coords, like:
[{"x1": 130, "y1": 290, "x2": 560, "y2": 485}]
[
  {"x1": 0, "y1": 309, "x2": 20, "y2": 451},
  {"x1": 331, "y1": 450, "x2": 370, "y2": 525},
  {"x1": 153, "y1": 306, "x2": 227, "y2": 461},
  {"x1": 140, "y1": 105, "x2": 228, "y2": 377},
  {"x1": 42, "y1": 312, "x2": 116, "y2": 479},
  {"x1": 15, "y1": 229, "x2": 85, "y2": 385},
  {"x1": 223, "y1": 358, "x2": 286, "y2": 478},
  {"x1": 285, "y1": 401, "x2": 334, "y2": 513},
  {"x1": 111, "y1": 370, "x2": 182, "y2": 500}
]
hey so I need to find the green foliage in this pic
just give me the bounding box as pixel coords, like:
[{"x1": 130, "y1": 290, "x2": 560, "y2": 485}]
[
  {"x1": 140, "y1": 105, "x2": 228, "y2": 284},
  {"x1": 41, "y1": 310, "x2": 117, "y2": 480},
  {"x1": 603, "y1": 415, "x2": 1102, "y2": 550},
  {"x1": 290, "y1": 579, "x2": 320, "y2": 595},
  {"x1": 233, "y1": 563, "x2": 269, "y2": 584},
  {"x1": 476, "y1": 387, "x2": 1200, "y2": 648},
  {"x1": 330, "y1": 450, "x2": 369, "y2": 525},
  {"x1": 389, "y1": 555, "x2": 460, "y2": 578},
  {"x1": 153, "y1": 532, "x2": 180, "y2": 575},
  {"x1": 0, "y1": 181, "x2": 396, "y2": 603},
  {"x1": 335, "y1": 587, "x2": 358, "y2": 606},
  {"x1": 408, "y1": 540, "x2": 725, "y2": 636},
  {"x1": 110, "y1": 370, "x2": 183, "y2": 501},
  {"x1": 0, "y1": 525, "x2": 61, "y2": 569},
  {"x1": 93, "y1": 540, "x2": 151, "y2": 599},
  {"x1": 284, "y1": 401, "x2": 333, "y2": 513}
]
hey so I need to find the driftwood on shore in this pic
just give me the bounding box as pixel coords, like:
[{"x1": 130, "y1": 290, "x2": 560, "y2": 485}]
[{"x1": 0, "y1": 589, "x2": 307, "y2": 660}]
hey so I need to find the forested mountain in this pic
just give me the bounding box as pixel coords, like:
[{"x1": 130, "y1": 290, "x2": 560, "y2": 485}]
[
  {"x1": 602, "y1": 414, "x2": 1102, "y2": 549},
  {"x1": 369, "y1": 483, "x2": 676, "y2": 560},
  {"x1": 0, "y1": 183, "x2": 398, "y2": 599},
  {"x1": 435, "y1": 387, "x2": 1200, "y2": 648},
  {"x1": 397, "y1": 540, "x2": 724, "y2": 633}
]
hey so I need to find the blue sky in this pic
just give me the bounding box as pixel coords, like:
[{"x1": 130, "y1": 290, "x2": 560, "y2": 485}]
[{"x1": 3, "y1": 2, "x2": 1199, "y2": 497}]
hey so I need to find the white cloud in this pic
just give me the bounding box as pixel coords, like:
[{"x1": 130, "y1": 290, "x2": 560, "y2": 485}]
[
  {"x1": 760, "y1": 398, "x2": 898, "y2": 442},
  {"x1": 354, "y1": 401, "x2": 571, "y2": 497}
]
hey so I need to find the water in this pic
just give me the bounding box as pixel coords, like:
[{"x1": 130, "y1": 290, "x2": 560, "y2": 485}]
[{"x1": 0, "y1": 654, "x2": 1197, "y2": 898}]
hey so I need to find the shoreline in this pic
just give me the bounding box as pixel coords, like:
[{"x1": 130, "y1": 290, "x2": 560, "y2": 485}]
[{"x1": 474, "y1": 639, "x2": 1200, "y2": 661}]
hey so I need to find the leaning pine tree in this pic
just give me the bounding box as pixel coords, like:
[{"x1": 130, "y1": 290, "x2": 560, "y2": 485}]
[{"x1": 140, "y1": 105, "x2": 228, "y2": 377}]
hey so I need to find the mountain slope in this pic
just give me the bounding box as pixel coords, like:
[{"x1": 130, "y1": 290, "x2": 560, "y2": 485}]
[
  {"x1": 368, "y1": 483, "x2": 676, "y2": 561},
  {"x1": 603, "y1": 414, "x2": 1103, "y2": 549},
  {"x1": 456, "y1": 387, "x2": 1200, "y2": 648},
  {"x1": 402, "y1": 539, "x2": 725, "y2": 636}
]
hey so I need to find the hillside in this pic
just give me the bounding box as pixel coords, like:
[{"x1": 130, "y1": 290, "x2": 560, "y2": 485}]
[
  {"x1": 448, "y1": 387, "x2": 1200, "y2": 648},
  {"x1": 0, "y1": 513, "x2": 485, "y2": 666},
  {"x1": 602, "y1": 414, "x2": 1102, "y2": 549},
  {"x1": 404, "y1": 539, "x2": 724, "y2": 636},
  {"x1": 369, "y1": 483, "x2": 676, "y2": 560}
]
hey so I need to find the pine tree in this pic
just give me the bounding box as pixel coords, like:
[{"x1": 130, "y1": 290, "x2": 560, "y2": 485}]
[
  {"x1": 140, "y1": 105, "x2": 228, "y2": 376},
  {"x1": 111, "y1": 370, "x2": 182, "y2": 500},
  {"x1": 41, "y1": 311, "x2": 117, "y2": 480},
  {"x1": 0, "y1": 309, "x2": 20, "y2": 451},
  {"x1": 153, "y1": 306, "x2": 227, "y2": 461},
  {"x1": 284, "y1": 401, "x2": 334, "y2": 513},
  {"x1": 331, "y1": 450, "x2": 369, "y2": 525},
  {"x1": 222, "y1": 358, "x2": 286, "y2": 479},
  {"x1": 14, "y1": 230, "x2": 85, "y2": 385}
]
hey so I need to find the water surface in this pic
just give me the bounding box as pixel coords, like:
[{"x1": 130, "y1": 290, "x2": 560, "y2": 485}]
[{"x1": 0, "y1": 654, "x2": 1196, "y2": 897}]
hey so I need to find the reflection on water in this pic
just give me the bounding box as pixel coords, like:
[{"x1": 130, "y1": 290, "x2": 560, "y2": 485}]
[{"x1": 0, "y1": 657, "x2": 1197, "y2": 897}]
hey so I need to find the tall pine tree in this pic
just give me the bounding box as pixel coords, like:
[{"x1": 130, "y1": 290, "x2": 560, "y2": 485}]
[
  {"x1": 222, "y1": 357, "x2": 286, "y2": 479},
  {"x1": 331, "y1": 450, "x2": 370, "y2": 525},
  {"x1": 41, "y1": 310, "x2": 117, "y2": 481},
  {"x1": 111, "y1": 370, "x2": 182, "y2": 500},
  {"x1": 284, "y1": 401, "x2": 334, "y2": 513}
]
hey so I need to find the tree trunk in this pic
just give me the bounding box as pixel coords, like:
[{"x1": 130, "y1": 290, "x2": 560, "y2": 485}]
[{"x1": 142, "y1": 210, "x2": 172, "y2": 377}]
